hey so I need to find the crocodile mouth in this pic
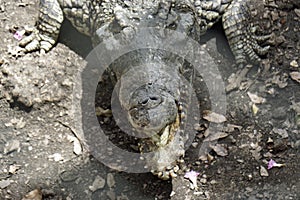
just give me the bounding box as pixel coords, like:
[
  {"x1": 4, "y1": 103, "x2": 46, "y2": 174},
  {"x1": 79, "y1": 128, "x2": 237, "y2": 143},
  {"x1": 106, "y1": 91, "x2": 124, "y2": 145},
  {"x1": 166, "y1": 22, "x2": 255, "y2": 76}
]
[
  {"x1": 137, "y1": 101, "x2": 184, "y2": 152},
  {"x1": 152, "y1": 110, "x2": 181, "y2": 147}
]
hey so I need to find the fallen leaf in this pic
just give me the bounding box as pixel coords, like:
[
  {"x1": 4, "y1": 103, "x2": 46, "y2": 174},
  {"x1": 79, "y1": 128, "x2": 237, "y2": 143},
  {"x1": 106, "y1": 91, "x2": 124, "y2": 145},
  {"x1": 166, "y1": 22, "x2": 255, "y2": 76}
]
[
  {"x1": 290, "y1": 71, "x2": 300, "y2": 83},
  {"x1": 210, "y1": 144, "x2": 228, "y2": 156},
  {"x1": 271, "y1": 74, "x2": 288, "y2": 88},
  {"x1": 203, "y1": 110, "x2": 226, "y2": 123},
  {"x1": 224, "y1": 124, "x2": 242, "y2": 132},
  {"x1": 204, "y1": 130, "x2": 229, "y2": 141},
  {"x1": 95, "y1": 107, "x2": 112, "y2": 117},
  {"x1": 22, "y1": 189, "x2": 42, "y2": 200},
  {"x1": 252, "y1": 104, "x2": 259, "y2": 115},
  {"x1": 247, "y1": 92, "x2": 266, "y2": 104}
]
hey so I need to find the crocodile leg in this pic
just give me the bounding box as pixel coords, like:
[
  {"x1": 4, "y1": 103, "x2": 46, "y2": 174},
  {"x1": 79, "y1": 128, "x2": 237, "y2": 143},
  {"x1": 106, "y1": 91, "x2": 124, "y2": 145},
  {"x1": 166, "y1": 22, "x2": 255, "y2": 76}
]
[
  {"x1": 19, "y1": 0, "x2": 63, "y2": 52},
  {"x1": 222, "y1": 0, "x2": 271, "y2": 67}
]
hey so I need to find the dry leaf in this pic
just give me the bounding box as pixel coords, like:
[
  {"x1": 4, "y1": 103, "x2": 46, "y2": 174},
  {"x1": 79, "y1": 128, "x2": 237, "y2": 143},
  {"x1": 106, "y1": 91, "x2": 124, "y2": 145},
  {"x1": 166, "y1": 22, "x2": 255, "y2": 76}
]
[
  {"x1": 210, "y1": 144, "x2": 228, "y2": 156},
  {"x1": 247, "y1": 92, "x2": 266, "y2": 104},
  {"x1": 203, "y1": 110, "x2": 226, "y2": 123},
  {"x1": 290, "y1": 71, "x2": 300, "y2": 83},
  {"x1": 22, "y1": 189, "x2": 42, "y2": 200},
  {"x1": 252, "y1": 104, "x2": 259, "y2": 115},
  {"x1": 95, "y1": 107, "x2": 112, "y2": 117},
  {"x1": 204, "y1": 130, "x2": 229, "y2": 141}
]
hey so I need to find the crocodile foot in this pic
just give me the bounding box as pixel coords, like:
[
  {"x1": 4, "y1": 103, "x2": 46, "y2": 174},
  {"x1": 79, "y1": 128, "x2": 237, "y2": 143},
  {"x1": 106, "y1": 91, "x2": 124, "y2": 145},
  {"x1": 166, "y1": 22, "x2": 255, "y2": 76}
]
[{"x1": 223, "y1": 0, "x2": 272, "y2": 67}]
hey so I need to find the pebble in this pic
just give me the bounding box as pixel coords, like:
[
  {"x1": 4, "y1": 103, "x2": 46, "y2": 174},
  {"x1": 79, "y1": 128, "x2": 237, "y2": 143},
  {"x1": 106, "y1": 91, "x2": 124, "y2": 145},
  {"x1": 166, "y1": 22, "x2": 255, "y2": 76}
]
[
  {"x1": 89, "y1": 175, "x2": 105, "y2": 192},
  {"x1": 260, "y1": 166, "x2": 269, "y2": 177},
  {"x1": 4, "y1": 140, "x2": 20, "y2": 154},
  {"x1": 290, "y1": 60, "x2": 299, "y2": 68},
  {"x1": 107, "y1": 173, "x2": 115, "y2": 188},
  {"x1": 200, "y1": 178, "x2": 207, "y2": 184},
  {"x1": 0, "y1": 180, "x2": 11, "y2": 189},
  {"x1": 48, "y1": 153, "x2": 63, "y2": 162}
]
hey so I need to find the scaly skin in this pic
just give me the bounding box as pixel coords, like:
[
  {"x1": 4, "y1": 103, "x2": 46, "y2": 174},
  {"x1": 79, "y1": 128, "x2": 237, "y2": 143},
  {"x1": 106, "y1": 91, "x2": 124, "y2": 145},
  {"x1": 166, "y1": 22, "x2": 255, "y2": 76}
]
[{"x1": 19, "y1": 0, "x2": 271, "y2": 180}]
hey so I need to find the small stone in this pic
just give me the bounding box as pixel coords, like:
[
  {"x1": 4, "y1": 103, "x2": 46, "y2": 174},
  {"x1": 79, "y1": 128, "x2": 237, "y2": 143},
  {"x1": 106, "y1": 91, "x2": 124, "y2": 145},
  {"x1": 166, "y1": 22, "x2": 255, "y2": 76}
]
[
  {"x1": 48, "y1": 153, "x2": 63, "y2": 162},
  {"x1": 290, "y1": 60, "x2": 299, "y2": 68},
  {"x1": 8, "y1": 164, "x2": 21, "y2": 174},
  {"x1": 16, "y1": 118, "x2": 26, "y2": 129},
  {"x1": 191, "y1": 142, "x2": 198, "y2": 148},
  {"x1": 199, "y1": 178, "x2": 207, "y2": 184},
  {"x1": 260, "y1": 166, "x2": 269, "y2": 177},
  {"x1": 4, "y1": 140, "x2": 21, "y2": 154},
  {"x1": 202, "y1": 110, "x2": 226, "y2": 123},
  {"x1": 170, "y1": 191, "x2": 176, "y2": 197},
  {"x1": 89, "y1": 175, "x2": 105, "y2": 192},
  {"x1": 0, "y1": 180, "x2": 11, "y2": 189},
  {"x1": 107, "y1": 173, "x2": 115, "y2": 188}
]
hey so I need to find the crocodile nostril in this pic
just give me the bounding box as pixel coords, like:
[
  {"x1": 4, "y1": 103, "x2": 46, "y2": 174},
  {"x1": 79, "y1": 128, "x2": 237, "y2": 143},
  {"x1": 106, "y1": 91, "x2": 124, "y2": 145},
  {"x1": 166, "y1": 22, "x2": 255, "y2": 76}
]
[
  {"x1": 141, "y1": 99, "x2": 149, "y2": 105},
  {"x1": 150, "y1": 96, "x2": 158, "y2": 101}
]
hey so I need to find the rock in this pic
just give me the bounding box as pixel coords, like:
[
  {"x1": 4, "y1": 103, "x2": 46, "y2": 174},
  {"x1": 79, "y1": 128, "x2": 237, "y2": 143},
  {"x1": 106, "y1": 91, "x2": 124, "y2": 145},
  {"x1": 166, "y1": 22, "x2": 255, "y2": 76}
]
[
  {"x1": 48, "y1": 153, "x2": 63, "y2": 162},
  {"x1": 106, "y1": 190, "x2": 116, "y2": 200},
  {"x1": 4, "y1": 140, "x2": 20, "y2": 154},
  {"x1": 0, "y1": 180, "x2": 11, "y2": 189},
  {"x1": 89, "y1": 175, "x2": 106, "y2": 192},
  {"x1": 272, "y1": 106, "x2": 287, "y2": 120},
  {"x1": 260, "y1": 166, "x2": 269, "y2": 177},
  {"x1": 107, "y1": 173, "x2": 115, "y2": 188}
]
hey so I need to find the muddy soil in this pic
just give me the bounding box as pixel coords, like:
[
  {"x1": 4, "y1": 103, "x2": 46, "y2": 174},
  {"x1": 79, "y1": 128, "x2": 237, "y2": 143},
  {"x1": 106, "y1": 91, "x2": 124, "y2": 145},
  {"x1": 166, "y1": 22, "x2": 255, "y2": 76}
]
[{"x1": 0, "y1": 0, "x2": 299, "y2": 199}]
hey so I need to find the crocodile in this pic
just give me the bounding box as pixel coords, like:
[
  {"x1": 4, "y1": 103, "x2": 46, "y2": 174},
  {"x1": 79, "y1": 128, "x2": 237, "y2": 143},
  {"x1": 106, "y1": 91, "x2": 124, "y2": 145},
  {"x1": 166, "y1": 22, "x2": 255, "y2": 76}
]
[{"x1": 19, "y1": 0, "x2": 271, "y2": 180}]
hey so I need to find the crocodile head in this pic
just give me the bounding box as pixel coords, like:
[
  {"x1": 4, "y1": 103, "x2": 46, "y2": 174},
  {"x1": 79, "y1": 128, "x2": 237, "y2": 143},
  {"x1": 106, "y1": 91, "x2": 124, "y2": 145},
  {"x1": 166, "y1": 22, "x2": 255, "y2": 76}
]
[
  {"x1": 115, "y1": 61, "x2": 187, "y2": 179},
  {"x1": 128, "y1": 83, "x2": 179, "y2": 143}
]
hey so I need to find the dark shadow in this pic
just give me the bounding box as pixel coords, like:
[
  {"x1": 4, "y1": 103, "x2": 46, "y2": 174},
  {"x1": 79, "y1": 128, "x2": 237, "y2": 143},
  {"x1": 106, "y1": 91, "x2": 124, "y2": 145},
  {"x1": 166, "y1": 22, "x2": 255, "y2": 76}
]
[{"x1": 58, "y1": 19, "x2": 93, "y2": 58}]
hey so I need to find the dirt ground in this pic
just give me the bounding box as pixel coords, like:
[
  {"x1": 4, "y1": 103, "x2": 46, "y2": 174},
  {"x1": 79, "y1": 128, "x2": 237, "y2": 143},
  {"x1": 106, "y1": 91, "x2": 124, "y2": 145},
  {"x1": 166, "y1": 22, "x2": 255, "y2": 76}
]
[{"x1": 0, "y1": 0, "x2": 299, "y2": 199}]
